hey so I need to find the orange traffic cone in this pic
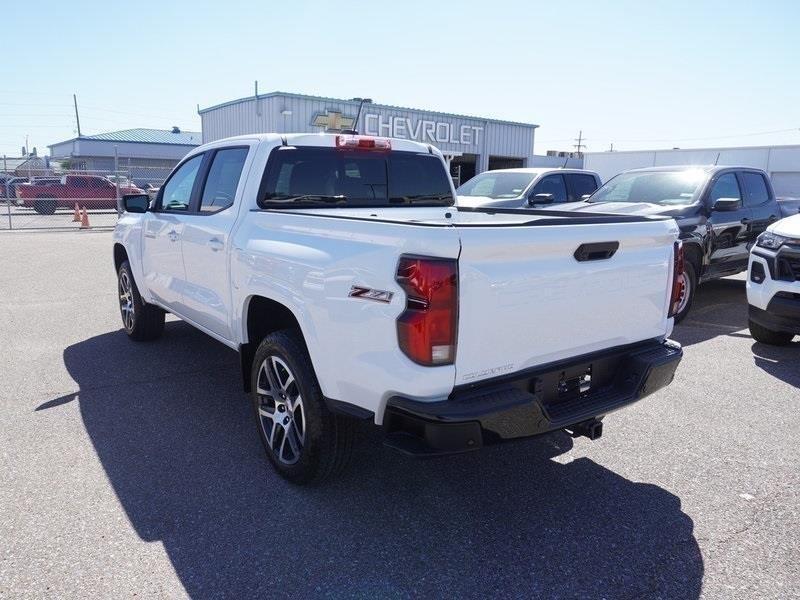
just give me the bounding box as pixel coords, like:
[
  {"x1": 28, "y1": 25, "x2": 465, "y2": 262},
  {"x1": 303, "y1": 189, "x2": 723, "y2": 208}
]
[
  {"x1": 79, "y1": 207, "x2": 90, "y2": 229},
  {"x1": 72, "y1": 203, "x2": 81, "y2": 222}
]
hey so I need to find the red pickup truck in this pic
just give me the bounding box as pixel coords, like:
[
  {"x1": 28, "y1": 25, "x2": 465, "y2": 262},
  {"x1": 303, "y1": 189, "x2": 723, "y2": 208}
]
[{"x1": 18, "y1": 174, "x2": 143, "y2": 214}]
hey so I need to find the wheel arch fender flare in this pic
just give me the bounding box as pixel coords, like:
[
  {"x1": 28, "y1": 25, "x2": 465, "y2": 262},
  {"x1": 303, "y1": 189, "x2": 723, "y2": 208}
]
[
  {"x1": 680, "y1": 238, "x2": 704, "y2": 273},
  {"x1": 238, "y1": 294, "x2": 321, "y2": 394}
]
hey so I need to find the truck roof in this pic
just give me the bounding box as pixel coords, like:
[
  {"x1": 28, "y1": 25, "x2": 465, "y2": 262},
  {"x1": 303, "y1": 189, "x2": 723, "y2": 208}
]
[
  {"x1": 477, "y1": 167, "x2": 600, "y2": 177},
  {"x1": 623, "y1": 165, "x2": 768, "y2": 175},
  {"x1": 196, "y1": 132, "x2": 437, "y2": 156}
]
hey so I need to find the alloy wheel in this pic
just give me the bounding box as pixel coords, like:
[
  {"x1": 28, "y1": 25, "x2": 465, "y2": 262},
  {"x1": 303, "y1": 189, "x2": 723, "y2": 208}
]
[
  {"x1": 118, "y1": 271, "x2": 135, "y2": 331},
  {"x1": 256, "y1": 356, "x2": 306, "y2": 465}
]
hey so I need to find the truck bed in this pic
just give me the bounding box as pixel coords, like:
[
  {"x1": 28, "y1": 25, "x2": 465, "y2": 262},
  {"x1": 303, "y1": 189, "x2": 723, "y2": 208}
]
[{"x1": 242, "y1": 205, "x2": 679, "y2": 410}]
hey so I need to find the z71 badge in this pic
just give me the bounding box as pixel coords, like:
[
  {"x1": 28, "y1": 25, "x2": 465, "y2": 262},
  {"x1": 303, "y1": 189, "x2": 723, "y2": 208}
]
[{"x1": 349, "y1": 286, "x2": 394, "y2": 304}]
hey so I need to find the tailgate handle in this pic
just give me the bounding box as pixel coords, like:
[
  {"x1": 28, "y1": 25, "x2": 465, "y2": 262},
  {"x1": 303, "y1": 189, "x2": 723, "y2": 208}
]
[{"x1": 574, "y1": 241, "x2": 619, "y2": 262}]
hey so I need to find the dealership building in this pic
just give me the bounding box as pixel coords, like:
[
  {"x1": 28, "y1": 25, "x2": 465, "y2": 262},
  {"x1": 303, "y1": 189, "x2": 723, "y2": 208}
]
[{"x1": 199, "y1": 91, "x2": 539, "y2": 185}]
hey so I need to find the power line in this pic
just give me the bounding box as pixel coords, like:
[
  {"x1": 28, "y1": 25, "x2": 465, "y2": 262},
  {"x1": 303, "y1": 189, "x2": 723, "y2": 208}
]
[
  {"x1": 613, "y1": 127, "x2": 800, "y2": 143},
  {"x1": 539, "y1": 126, "x2": 800, "y2": 145}
]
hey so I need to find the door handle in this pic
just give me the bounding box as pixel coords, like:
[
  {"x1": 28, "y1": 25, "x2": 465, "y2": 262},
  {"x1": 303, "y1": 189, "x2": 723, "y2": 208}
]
[
  {"x1": 208, "y1": 237, "x2": 224, "y2": 252},
  {"x1": 167, "y1": 229, "x2": 179, "y2": 242},
  {"x1": 741, "y1": 218, "x2": 751, "y2": 225}
]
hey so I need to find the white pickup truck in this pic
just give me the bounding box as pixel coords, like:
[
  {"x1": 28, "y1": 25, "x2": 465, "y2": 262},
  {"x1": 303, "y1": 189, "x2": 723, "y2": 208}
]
[{"x1": 113, "y1": 133, "x2": 684, "y2": 483}]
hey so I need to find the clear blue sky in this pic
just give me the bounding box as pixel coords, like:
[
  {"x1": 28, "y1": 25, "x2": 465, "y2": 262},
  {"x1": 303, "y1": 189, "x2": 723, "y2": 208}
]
[{"x1": 2, "y1": 0, "x2": 799, "y2": 157}]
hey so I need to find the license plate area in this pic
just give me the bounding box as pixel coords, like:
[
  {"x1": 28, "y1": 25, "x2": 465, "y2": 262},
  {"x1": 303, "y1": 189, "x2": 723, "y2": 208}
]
[{"x1": 531, "y1": 353, "x2": 623, "y2": 406}]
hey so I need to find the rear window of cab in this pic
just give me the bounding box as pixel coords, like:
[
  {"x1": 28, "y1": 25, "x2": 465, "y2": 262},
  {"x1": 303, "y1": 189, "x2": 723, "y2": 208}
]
[{"x1": 258, "y1": 146, "x2": 454, "y2": 208}]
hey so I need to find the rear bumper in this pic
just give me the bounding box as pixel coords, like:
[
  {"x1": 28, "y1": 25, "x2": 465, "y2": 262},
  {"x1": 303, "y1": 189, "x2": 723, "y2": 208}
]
[{"x1": 384, "y1": 339, "x2": 682, "y2": 456}]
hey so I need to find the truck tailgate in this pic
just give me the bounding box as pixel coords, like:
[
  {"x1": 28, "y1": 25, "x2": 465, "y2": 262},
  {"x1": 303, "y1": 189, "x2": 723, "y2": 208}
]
[{"x1": 454, "y1": 220, "x2": 677, "y2": 386}]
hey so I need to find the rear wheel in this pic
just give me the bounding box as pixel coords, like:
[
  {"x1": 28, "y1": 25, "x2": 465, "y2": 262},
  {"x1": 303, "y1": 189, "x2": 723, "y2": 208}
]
[
  {"x1": 749, "y1": 318, "x2": 794, "y2": 346},
  {"x1": 251, "y1": 330, "x2": 355, "y2": 484},
  {"x1": 33, "y1": 195, "x2": 57, "y2": 215},
  {"x1": 674, "y1": 260, "x2": 697, "y2": 323},
  {"x1": 118, "y1": 261, "x2": 164, "y2": 341}
]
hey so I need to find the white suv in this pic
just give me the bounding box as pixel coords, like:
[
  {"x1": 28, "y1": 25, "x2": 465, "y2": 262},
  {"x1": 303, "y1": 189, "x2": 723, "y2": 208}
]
[{"x1": 747, "y1": 214, "x2": 800, "y2": 345}]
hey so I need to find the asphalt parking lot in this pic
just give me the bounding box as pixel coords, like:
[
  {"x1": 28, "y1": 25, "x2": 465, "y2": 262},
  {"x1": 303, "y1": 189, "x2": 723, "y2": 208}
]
[{"x1": 1, "y1": 231, "x2": 798, "y2": 599}]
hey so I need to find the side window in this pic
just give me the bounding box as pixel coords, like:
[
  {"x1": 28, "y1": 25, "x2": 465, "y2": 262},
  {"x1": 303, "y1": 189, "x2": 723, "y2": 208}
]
[
  {"x1": 708, "y1": 173, "x2": 741, "y2": 205},
  {"x1": 567, "y1": 174, "x2": 599, "y2": 201},
  {"x1": 531, "y1": 175, "x2": 567, "y2": 203},
  {"x1": 199, "y1": 148, "x2": 249, "y2": 213},
  {"x1": 160, "y1": 154, "x2": 203, "y2": 211},
  {"x1": 740, "y1": 172, "x2": 770, "y2": 207}
]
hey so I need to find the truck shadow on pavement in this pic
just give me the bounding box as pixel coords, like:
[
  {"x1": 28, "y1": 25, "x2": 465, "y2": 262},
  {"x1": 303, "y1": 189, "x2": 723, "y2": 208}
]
[
  {"x1": 672, "y1": 278, "x2": 748, "y2": 347},
  {"x1": 751, "y1": 341, "x2": 800, "y2": 387},
  {"x1": 53, "y1": 322, "x2": 704, "y2": 599}
]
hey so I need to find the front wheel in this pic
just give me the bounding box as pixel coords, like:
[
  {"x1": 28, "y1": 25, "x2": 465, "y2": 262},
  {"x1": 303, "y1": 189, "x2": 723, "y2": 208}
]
[
  {"x1": 251, "y1": 330, "x2": 355, "y2": 484},
  {"x1": 749, "y1": 318, "x2": 794, "y2": 346},
  {"x1": 118, "y1": 261, "x2": 164, "y2": 341}
]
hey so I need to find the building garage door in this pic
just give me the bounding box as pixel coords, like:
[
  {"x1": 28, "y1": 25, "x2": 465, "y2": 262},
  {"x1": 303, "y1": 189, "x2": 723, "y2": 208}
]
[{"x1": 771, "y1": 172, "x2": 800, "y2": 198}]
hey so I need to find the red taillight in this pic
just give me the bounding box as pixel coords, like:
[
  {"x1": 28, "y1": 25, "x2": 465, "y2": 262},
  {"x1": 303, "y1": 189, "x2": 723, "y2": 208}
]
[
  {"x1": 396, "y1": 256, "x2": 458, "y2": 366},
  {"x1": 336, "y1": 135, "x2": 391, "y2": 151},
  {"x1": 669, "y1": 241, "x2": 685, "y2": 318}
]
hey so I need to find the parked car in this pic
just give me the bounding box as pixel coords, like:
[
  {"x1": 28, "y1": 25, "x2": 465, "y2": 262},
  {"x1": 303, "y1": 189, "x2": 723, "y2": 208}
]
[
  {"x1": 747, "y1": 214, "x2": 800, "y2": 345},
  {"x1": 0, "y1": 173, "x2": 14, "y2": 198},
  {"x1": 776, "y1": 195, "x2": 800, "y2": 217},
  {"x1": 144, "y1": 183, "x2": 160, "y2": 203},
  {"x1": 113, "y1": 133, "x2": 684, "y2": 483},
  {"x1": 456, "y1": 168, "x2": 602, "y2": 209},
  {"x1": 559, "y1": 166, "x2": 784, "y2": 322},
  {"x1": 17, "y1": 174, "x2": 143, "y2": 214},
  {"x1": 106, "y1": 175, "x2": 134, "y2": 188},
  {"x1": 0, "y1": 176, "x2": 28, "y2": 204}
]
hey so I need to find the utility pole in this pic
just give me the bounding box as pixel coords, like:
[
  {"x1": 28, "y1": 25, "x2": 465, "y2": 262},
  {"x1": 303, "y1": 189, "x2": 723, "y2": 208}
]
[
  {"x1": 573, "y1": 130, "x2": 586, "y2": 155},
  {"x1": 609, "y1": 142, "x2": 614, "y2": 152},
  {"x1": 73, "y1": 94, "x2": 82, "y2": 137},
  {"x1": 4, "y1": 155, "x2": 11, "y2": 230}
]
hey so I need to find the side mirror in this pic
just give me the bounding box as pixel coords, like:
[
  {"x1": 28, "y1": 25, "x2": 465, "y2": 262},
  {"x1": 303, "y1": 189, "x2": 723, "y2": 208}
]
[
  {"x1": 712, "y1": 197, "x2": 741, "y2": 212},
  {"x1": 123, "y1": 193, "x2": 150, "y2": 214},
  {"x1": 581, "y1": 194, "x2": 592, "y2": 201},
  {"x1": 529, "y1": 193, "x2": 554, "y2": 205}
]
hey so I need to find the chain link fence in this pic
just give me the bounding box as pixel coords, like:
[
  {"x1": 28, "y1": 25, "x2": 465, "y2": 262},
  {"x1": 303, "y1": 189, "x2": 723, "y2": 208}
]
[{"x1": 1, "y1": 165, "x2": 171, "y2": 230}]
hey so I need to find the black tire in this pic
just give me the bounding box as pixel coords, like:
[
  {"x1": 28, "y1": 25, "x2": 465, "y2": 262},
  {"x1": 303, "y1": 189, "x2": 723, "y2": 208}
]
[
  {"x1": 674, "y1": 260, "x2": 697, "y2": 323},
  {"x1": 117, "y1": 261, "x2": 165, "y2": 341},
  {"x1": 749, "y1": 318, "x2": 794, "y2": 346},
  {"x1": 251, "y1": 330, "x2": 355, "y2": 484},
  {"x1": 33, "y1": 195, "x2": 57, "y2": 215}
]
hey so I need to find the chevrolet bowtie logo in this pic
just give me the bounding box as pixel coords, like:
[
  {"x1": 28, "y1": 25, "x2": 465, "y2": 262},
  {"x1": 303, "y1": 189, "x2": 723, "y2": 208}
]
[{"x1": 311, "y1": 110, "x2": 356, "y2": 132}]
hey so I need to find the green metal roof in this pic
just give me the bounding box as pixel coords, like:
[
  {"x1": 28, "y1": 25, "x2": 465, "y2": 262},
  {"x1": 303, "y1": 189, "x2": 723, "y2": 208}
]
[
  {"x1": 82, "y1": 128, "x2": 201, "y2": 145},
  {"x1": 49, "y1": 128, "x2": 201, "y2": 149}
]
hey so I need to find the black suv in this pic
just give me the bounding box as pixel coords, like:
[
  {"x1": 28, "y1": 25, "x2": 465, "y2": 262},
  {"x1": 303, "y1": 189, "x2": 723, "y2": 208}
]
[{"x1": 564, "y1": 166, "x2": 783, "y2": 321}]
